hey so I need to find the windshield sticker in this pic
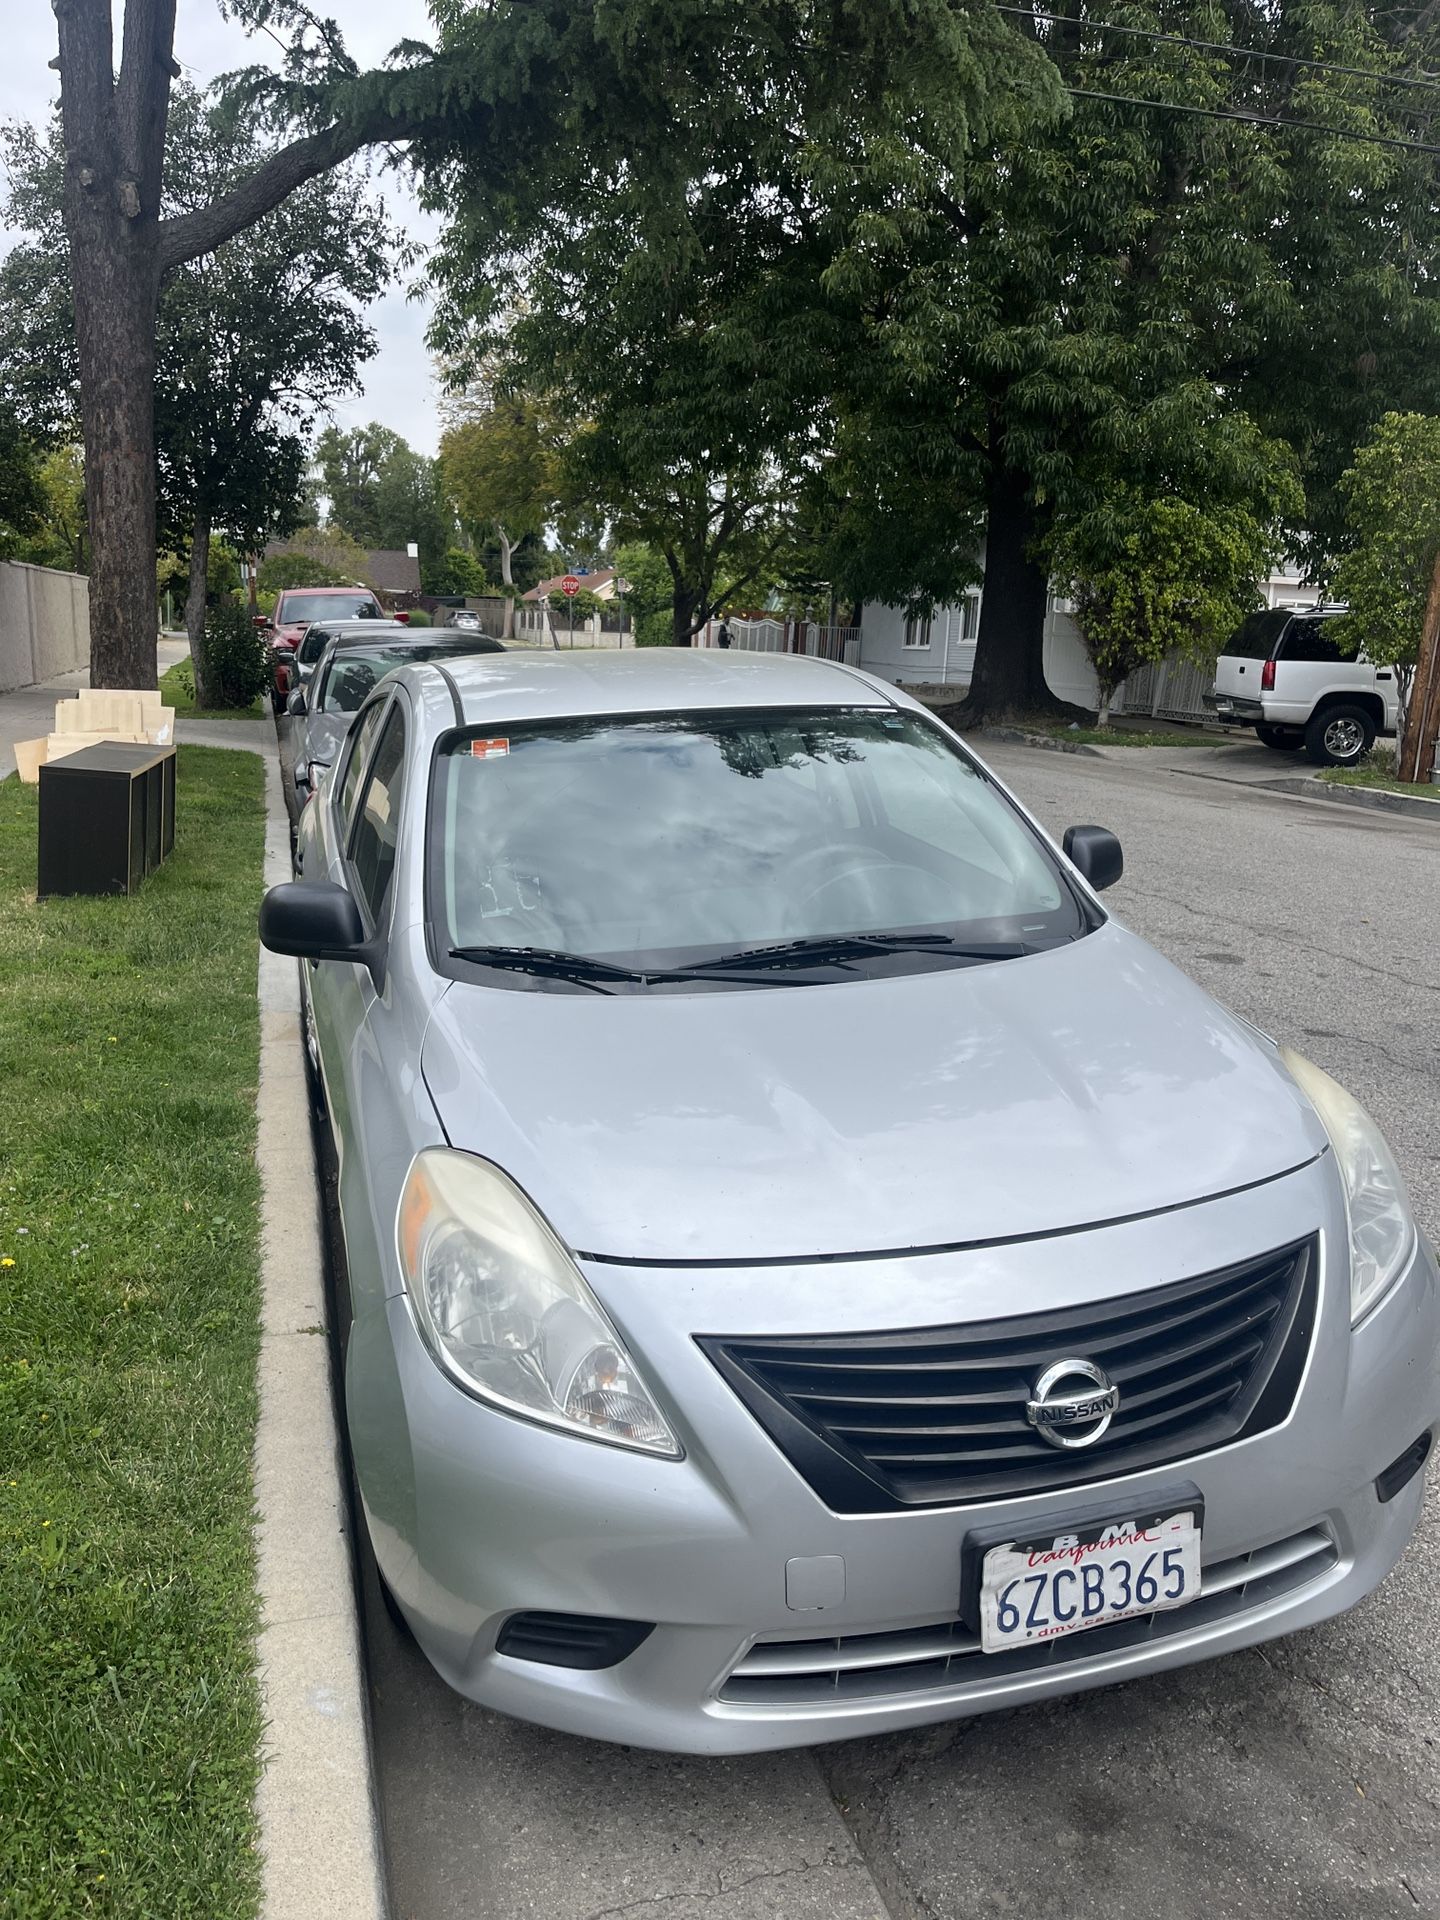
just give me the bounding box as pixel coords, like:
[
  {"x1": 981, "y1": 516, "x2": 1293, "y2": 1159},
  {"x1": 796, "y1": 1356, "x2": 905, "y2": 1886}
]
[{"x1": 470, "y1": 737, "x2": 510, "y2": 759}]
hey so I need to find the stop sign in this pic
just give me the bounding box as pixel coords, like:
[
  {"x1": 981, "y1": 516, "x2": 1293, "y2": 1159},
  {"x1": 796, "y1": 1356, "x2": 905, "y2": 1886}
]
[{"x1": 560, "y1": 574, "x2": 581, "y2": 598}]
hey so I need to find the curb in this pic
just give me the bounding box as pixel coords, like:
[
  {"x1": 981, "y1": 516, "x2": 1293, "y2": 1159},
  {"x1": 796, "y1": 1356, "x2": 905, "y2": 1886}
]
[
  {"x1": 976, "y1": 725, "x2": 1103, "y2": 757},
  {"x1": 1261, "y1": 774, "x2": 1440, "y2": 822},
  {"x1": 252, "y1": 746, "x2": 386, "y2": 1920}
]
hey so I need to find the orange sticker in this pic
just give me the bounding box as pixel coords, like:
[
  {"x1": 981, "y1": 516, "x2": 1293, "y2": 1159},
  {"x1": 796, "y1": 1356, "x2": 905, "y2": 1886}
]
[{"x1": 470, "y1": 737, "x2": 510, "y2": 759}]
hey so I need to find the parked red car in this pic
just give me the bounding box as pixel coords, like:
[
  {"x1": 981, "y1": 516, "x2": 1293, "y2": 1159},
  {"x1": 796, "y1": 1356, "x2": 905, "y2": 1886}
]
[{"x1": 266, "y1": 587, "x2": 385, "y2": 708}]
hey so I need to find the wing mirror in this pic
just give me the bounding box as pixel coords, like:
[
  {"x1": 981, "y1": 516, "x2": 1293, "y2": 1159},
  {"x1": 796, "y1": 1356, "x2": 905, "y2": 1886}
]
[
  {"x1": 286, "y1": 687, "x2": 308, "y2": 717},
  {"x1": 259, "y1": 881, "x2": 373, "y2": 965},
  {"x1": 1063, "y1": 824, "x2": 1124, "y2": 891}
]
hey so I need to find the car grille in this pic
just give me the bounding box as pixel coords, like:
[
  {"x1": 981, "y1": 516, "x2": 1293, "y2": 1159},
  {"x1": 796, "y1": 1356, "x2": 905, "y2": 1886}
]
[
  {"x1": 699, "y1": 1238, "x2": 1316, "y2": 1512},
  {"x1": 719, "y1": 1526, "x2": 1337, "y2": 1705}
]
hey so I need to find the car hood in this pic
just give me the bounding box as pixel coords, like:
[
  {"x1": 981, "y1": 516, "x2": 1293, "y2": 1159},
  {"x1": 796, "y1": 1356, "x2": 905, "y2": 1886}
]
[{"x1": 419, "y1": 923, "x2": 1327, "y2": 1263}]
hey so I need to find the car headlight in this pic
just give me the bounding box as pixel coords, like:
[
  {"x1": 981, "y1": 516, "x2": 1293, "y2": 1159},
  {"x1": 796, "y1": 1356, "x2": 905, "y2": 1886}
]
[
  {"x1": 396, "y1": 1149, "x2": 681, "y2": 1456},
  {"x1": 1280, "y1": 1049, "x2": 1415, "y2": 1325}
]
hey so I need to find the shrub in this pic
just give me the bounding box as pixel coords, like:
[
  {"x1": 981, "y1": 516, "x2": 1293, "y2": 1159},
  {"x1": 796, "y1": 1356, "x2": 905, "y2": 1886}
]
[
  {"x1": 403, "y1": 607, "x2": 431, "y2": 627},
  {"x1": 195, "y1": 599, "x2": 271, "y2": 709}
]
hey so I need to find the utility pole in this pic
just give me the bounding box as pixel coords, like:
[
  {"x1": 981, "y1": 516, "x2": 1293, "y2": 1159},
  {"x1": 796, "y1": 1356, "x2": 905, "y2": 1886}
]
[{"x1": 1398, "y1": 551, "x2": 1440, "y2": 784}]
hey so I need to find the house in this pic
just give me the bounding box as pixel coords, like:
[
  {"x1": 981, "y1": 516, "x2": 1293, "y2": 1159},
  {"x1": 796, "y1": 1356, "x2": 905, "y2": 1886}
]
[
  {"x1": 262, "y1": 540, "x2": 421, "y2": 605},
  {"x1": 523, "y1": 569, "x2": 629, "y2": 602},
  {"x1": 859, "y1": 565, "x2": 1321, "y2": 721}
]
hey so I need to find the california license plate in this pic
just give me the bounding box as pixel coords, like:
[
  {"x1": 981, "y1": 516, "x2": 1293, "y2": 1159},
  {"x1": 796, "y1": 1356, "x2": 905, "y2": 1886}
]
[{"x1": 978, "y1": 1508, "x2": 1201, "y2": 1654}]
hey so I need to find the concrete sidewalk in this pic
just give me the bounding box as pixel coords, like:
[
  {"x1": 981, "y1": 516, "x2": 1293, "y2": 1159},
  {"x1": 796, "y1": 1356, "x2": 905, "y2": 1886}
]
[{"x1": 0, "y1": 638, "x2": 200, "y2": 777}]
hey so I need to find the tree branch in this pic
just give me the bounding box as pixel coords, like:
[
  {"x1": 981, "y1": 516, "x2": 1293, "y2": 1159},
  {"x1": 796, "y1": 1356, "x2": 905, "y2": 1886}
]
[{"x1": 156, "y1": 108, "x2": 424, "y2": 274}]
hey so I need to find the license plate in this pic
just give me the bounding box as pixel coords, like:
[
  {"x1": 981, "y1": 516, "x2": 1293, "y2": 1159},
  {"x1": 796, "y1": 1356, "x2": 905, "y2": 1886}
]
[{"x1": 978, "y1": 1509, "x2": 1201, "y2": 1654}]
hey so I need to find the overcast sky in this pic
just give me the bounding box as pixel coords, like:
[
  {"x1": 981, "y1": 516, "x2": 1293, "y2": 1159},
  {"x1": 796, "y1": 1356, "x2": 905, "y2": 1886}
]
[{"x1": 1, "y1": 0, "x2": 444, "y2": 452}]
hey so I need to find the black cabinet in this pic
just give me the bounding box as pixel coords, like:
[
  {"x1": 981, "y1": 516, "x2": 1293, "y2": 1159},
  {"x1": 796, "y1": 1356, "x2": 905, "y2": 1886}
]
[{"x1": 37, "y1": 744, "x2": 177, "y2": 899}]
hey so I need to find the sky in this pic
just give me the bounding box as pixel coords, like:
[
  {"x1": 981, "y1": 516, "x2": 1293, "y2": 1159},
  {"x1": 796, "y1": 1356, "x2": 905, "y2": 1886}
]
[{"x1": 1, "y1": 0, "x2": 444, "y2": 452}]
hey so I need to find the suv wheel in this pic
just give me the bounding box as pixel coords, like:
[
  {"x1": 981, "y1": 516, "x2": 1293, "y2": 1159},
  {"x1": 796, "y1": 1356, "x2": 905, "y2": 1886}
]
[
  {"x1": 1256, "y1": 724, "x2": 1304, "y2": 752},
  {"x1": 1305, "y1": 703, "x2": 1375, "y2": 767}
]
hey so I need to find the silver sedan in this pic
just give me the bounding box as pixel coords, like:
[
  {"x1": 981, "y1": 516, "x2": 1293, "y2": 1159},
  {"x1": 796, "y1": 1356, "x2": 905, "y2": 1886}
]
[{"x1": 260, "y1": 648, "x2": 1438, "y2": 1754}]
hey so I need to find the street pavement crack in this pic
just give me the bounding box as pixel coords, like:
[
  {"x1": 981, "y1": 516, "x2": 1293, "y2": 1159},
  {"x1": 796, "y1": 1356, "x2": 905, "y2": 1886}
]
[{"x1": 578, "y1": 1854, "x2": 865, "y2": 1920}]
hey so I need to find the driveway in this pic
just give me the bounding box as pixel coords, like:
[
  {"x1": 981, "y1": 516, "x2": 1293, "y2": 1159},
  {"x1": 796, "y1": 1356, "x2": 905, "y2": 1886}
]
[{"x1": 353, "y1": 742, "x2": 1439, "y2": 1920}]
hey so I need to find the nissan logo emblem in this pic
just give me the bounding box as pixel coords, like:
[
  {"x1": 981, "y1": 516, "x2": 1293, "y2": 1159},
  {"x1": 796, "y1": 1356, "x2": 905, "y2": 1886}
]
[{"x1": 1025, "y1": 1358, "x2": 1120, "y2": 1450}]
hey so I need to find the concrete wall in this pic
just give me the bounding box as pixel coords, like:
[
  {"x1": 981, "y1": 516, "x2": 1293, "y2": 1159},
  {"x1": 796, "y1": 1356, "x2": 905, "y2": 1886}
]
[{"x1": 0, "y1": 561, "x2": 90, "y2": 693}]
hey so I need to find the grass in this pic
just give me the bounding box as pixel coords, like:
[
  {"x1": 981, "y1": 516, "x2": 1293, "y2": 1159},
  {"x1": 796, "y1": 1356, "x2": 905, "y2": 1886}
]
[
  {"x1": 159, "y1": 659, "x2": 265, "y2": 722},
  {"x1": 1319, "y1": 762, "x2": 1440, "y2": 801},
  {"x1": 0, "y1": 747, "x2": 267, "y2": 1918},
  {"x1": 1038, "y1": 724, "x2": 1217, "y2": 748}
]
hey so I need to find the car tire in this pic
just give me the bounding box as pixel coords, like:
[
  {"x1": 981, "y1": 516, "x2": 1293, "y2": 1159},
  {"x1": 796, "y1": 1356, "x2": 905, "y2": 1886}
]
[
  {"x1": 1304, "y1": 703, "x2": 1375, "y2": 767},
  {"x1": 1256, "y1": 725, "x2": 1304, "y2": 752}
]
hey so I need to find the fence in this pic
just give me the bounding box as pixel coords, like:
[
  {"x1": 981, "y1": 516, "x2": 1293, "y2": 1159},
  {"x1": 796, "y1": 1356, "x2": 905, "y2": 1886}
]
[
  {"x1": 0, "y1": 561, "x2": 91, "y2": 693},
  {"x1": 1117, "y1": 656, "x2": 1217, "y2": 725},
  {"x1": 697, "y1": 617, "x2": 862, "y2": 665},
  {"x1": 511, "y1": 604, "x2": 635, "y2": 647}
]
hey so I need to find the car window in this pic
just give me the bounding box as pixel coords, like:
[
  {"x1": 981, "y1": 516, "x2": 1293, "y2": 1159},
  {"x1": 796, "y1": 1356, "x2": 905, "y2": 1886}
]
[
  {"x1": 298, "y1": 624, "x2": 336, "y2": 665},
  {"x1": 336, "y1": 700, "x2": 386, "y2": 829},
  {"x1": 278, "y1": 592, "x2": 382, "y2": 624},
  {"x1": 323, "y1": 657, "x2": 387, "y2": 713},
  {"x1": 1222, "y1": 610, "x2": 1290, "y2": 659},
  {"x1": 350, "y1": 708, "x2": 406, "y2": 928},
  {"x1": 1278, "y1": 617, "x2": 1344, "y2": 665}
]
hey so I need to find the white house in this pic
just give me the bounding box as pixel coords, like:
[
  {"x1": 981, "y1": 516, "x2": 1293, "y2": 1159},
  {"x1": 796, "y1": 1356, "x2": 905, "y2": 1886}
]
[{"x1": 859, "y1": 565, "x2": 1322, "y2": 720}]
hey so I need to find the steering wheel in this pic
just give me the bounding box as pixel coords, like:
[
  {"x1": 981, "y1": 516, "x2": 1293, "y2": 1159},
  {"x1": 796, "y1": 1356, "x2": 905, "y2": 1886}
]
[{"x1": 780, "y1": 844, "x2": 954, "y2": 931}]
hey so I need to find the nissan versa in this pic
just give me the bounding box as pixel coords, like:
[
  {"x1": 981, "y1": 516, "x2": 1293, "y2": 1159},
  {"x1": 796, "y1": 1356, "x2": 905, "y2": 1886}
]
[{"x1": 259, "y1": 648, "x2": 1438, "y2": 1754}]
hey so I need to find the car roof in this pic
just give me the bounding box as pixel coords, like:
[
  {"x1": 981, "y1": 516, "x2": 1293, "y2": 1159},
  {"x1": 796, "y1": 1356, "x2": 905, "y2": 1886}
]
[
  {"x1": 318, "y1": 634, "x2": 501, "y2": 665},
  {"x1": 279, "y1": 586, "x2": 378, "y2": 598},
  {"x1": 389, "y1": 645, "x2": 894, "y2": 730}
]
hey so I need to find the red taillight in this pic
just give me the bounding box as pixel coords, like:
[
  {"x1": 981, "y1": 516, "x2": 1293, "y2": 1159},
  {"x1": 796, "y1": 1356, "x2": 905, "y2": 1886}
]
[{"x1": 1260, "y1": 658, "x2": 1276, "y2": 692}]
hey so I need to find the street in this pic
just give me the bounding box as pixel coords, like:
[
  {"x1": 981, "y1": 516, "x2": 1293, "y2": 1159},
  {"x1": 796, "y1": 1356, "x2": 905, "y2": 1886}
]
[{"x1": 353, "y1": 742, "x2": 1440, "y2": 1920}]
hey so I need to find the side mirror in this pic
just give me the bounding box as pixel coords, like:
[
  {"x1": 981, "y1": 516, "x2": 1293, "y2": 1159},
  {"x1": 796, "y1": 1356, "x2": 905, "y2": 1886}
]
[
  {"x1": 286, "y1": 688, "x2": 308, "y2": 717},
  {"x1": 1063, "y1": 824, "x2": 1123, "y2": 892},
  {"x1": 259, "y1": 881, "x2": 371, "y2": 963},
  {"x1": 293, "y1": 760, "x2": 311, "y2": 792}
]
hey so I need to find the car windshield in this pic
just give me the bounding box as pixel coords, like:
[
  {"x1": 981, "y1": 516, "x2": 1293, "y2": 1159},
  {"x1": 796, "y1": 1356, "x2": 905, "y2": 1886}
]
[
  {"x1": 431, "y1": 708, "x2": 1086, "y2": 981},
  {"x1": 280, "y1": 592, "x2": 379, "y2": 624}
]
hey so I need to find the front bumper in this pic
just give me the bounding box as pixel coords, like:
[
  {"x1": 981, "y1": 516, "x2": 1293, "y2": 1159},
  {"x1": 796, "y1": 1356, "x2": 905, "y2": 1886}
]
[{"x1": 347, "y1": 1163, "x2": 1439, "y2": 1753}]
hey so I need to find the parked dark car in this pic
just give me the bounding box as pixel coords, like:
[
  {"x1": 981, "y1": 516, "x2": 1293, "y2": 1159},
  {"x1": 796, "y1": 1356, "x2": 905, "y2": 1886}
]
[
  {"x1": 286, "y1": 632, "x2": 506, "y2": 797},
  {"x1": 267, "y1": 587, "x2": 385, "y2": 708}
]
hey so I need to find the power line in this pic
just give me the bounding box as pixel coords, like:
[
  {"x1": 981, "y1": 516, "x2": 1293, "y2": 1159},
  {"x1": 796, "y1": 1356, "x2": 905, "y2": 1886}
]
[
  {"x1": 1066, "y1": 82, "x2": 1440, "y2": 153},
  {"x1": 996, "y1": 5, "x2": 1440, "y2": 97}
]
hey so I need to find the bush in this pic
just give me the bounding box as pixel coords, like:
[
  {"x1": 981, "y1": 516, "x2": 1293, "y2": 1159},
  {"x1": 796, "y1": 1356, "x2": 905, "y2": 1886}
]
[
  {"x1": 195, "y1": 600, "x2": 271, "y2": 709},
  {"x1": 403, "y1": 607, "x2": 431, "y2": 627}
]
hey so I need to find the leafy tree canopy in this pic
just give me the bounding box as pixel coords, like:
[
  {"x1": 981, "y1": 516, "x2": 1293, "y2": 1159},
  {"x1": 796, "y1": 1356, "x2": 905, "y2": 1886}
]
[{"x1": 1332, "y1": 413, "x2": 1440, "y2": 673}]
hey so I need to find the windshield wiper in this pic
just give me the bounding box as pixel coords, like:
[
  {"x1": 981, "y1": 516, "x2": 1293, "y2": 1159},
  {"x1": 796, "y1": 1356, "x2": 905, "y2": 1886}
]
[
  {"x1": 447, "y1": 944, "x2": 811, "y2": 991},
  {"x1": 683, "y1": 933, "x2": 1032, "y2": 974},
  {"x1": 448, "y1": 945, "x2": 644, "y2": 991}
]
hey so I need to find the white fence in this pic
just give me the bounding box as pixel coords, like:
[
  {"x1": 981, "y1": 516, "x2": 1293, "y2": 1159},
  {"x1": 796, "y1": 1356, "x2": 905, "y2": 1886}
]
[
  {"x1": 697, "y1": 617, "x2": 862, "y2": 665},
  {"x1": 511, "y1": 604, "x2": 634, "y2": 647},
  {"x1": 1117, "y1": 656, "x2": 1217, "y2": 725},
  {"x1": 0, "y1": 561, "x2": 90, "y2": 693}
]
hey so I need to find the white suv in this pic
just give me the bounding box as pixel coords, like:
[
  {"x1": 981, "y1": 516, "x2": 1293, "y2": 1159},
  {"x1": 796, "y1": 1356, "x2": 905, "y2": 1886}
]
[{"x1": 1209, "y1": 606, "x2": 1398, "y2": 766}]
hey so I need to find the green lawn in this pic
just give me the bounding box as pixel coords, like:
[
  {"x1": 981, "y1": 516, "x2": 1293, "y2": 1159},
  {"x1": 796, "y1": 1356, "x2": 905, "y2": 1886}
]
[
  {"x1": 1319, "y1": 763, "x2": 1440, "y2": 801},
  {"x1": 0, "y1": 747, "x2": 267, "y2": 1918},
  {"x1": 159, "y1": 658, "x2": 265, "y2": 721}
]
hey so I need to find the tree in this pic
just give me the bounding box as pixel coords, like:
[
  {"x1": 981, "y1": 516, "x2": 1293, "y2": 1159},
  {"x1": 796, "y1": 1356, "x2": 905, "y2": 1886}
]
[
  {"x1": 46, "y1": 1, "x2": 1017, "y2": 683},
  {"x1": 1048, "y1": 402, "x2": 1301, "y2": 723},
  {"x1": 440, "y1": 396, "x2": 557, "y2": 635},
  {"x1": 814, "y1": 1, "x2": 1440, "y2": 721},
  {"x1": 0, "y1": 407, "x2": 44, "y2": 559},
  {"x1": 1331, "y1": 412, "x2": 1440, "y2": 767},
  {"x1": 2, "y1": 82, "x2": 400, "y2": 697},
  {"x1": 316, "y1": 423, "x2": 456, "y2": 587},
  {"x1": 258, "y1": 524, "x2": 373, "y2": 592},
  {"x1": 23, "y1": 447, "x2": 89, "y2": 574}
]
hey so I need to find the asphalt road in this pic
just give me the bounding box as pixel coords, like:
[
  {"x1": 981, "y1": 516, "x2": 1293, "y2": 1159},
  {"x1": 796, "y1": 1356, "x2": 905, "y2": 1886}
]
[{"x1": 354, "y1": 744, "x2": 1440, "y2": 1920}]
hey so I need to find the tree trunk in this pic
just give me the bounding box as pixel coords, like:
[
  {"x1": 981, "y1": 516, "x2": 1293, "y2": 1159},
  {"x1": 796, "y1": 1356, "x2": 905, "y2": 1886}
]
[
  {"x1": 498, "y1": 526, "x2": 515, "y2": 638},
  {"x1": 56, "y1": 0, "x2": 175, "y2": 691},
  {"x1": 671, "y1": 584, "x2": 698, "y2": 646},
  {"x1": 1397, "y1": 552, "x2": 1440, "y2": 783},
  {"x1": 945, "y1": 462, "x2": 1068, "y2": 724},
  {"x1": 185, "y1": 509, "x2": 215, "y2": 707}
]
